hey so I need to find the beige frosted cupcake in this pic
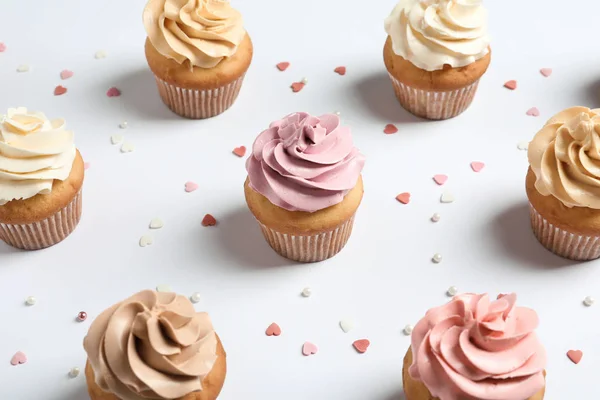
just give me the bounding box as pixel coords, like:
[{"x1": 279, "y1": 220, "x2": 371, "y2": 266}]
[
  {"x1": 383, "y1": 0, "x2": 491, "y2": 120},
  {"x1": 527, "y1": 106, "x2": 600, "y2": 260},
  {"x1": 245, "y1": 112, "x2": 365, "y2": 263},
  {"x1": 0, "y1": 107, "x2": 83, "y2": 250},
  {"x1": 143, "y1": 0, "x2": 252, "y2": 119}
]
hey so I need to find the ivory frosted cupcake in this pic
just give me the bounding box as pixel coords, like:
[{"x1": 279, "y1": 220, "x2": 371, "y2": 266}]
[
  {"x1": 0, "y1": 107, "x2": 83, "y2": 250},
  {"x1": 404, "y1": 293, "x2": 547, "y2": 400},
  {"x1": 527, "y1": 106, "x2": 600, "y2": 260},
  {"x1": 143, "y1": 0, "x2": 252, "y2": 119},
  {"x1": 244, "y1": 112, "x2": 366, "y2": 263},
  {"x1": 83, "y1": 290, "x2": 226, "y2": 400},
  {"x1": 383, "y1": 0, "x2": 491, "y2": 120}
]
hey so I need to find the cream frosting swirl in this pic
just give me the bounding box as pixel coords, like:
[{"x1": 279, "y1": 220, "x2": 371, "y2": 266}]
[
  {"x1": 528, "y1": 107, "x2": 600, "y2": 208},
  {"x1": 409, "y1": 293, "x2": 546, "y2": 400},
  {"x1": 384, "y1": 0, "x2": 490, "y2": 71},
  {"x1": 245, "y1": 112, "x2": 365, "y2": 213},
  {"x1": 83, "y1": 290, "x2": 218, "y2": 400},
  {"x1": 0, "y1": 107, "x2": 76, "y2": 205},
  {"x1": 143, "y1": 0, "x2": 246, "y2": 69}
]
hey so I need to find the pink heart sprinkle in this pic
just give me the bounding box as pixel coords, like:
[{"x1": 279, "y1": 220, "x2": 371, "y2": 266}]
[
  {"x1": 84, "y1": 162, "x2": 91, "y2": 170},
  {"x1": 60, "y1": 69, "x2": 74, "y2": 80},
  {"x1": 10, "y1": 351, "x2": 26, "y2": 366},
  {"x1": 383, "y1": 124, "x2": 398, "y2": 134},
  {"x1": 353, "y1": 339, "x2": 370, "y2": 354},
  {"x1": 433, "y1": 174, "x2": 448, "y2": 185},
  {"x1": 471, "y1": 162, "x2": 485, "y2": 172},
  {"x1": 540, "y1": 68, "x2": 552, "y2": 77},
  {"x1": 106, "y1": 87, "x2": 121, "y2": 97},
  {"x1": 504, "y1": 80, "x2": 517, "y2": 90},
  {"x1": 526, "y1": 107, "x2": 540, "y2": 117},
  {"x1": 396, "y1": 192, "x2": 411, "y2": 205},
  {"x1": 265, "y1": 323, "x2": 282, "y2": 336},
  {"x1": 185, "y1": 181, "x2": 198, "y2": 193},
  {"x1": 567, "y1": 350, "x2": 583, "y2": 364},
  {"x1": 0, "y1": 43, "x2": 6, "y2": 52},
  {"x1": 334, "y1": 66, "x2": 346, "y2": 76},
  {"x1": 302, "y1": 342, "x2": 318, "y2": 356},
  {"x1": 233, "y1": 146, "x2": 246, "y2": 157},
  {"x1": 276, "y1": 62, "x2": 290, "y2": 71}
]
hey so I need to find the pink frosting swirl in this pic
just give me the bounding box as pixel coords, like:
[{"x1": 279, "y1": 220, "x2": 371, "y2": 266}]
[
  {"x1": 245, "y1": 112, "x2": 365, "y2": 212},
  {"x1": 409, "y1": 293, "x2": 546, "y2": 400}
]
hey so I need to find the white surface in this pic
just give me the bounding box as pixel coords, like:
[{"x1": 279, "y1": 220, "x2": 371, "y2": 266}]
[{"x1": 0, "y1": 0, "x2": 599, "y2": 399}]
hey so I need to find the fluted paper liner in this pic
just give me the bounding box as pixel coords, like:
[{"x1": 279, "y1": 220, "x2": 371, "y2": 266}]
[
  {"x1": 0, "y1": 190, "x2": 82, "y2": 250},
  {"x1": 257, "y1": 215, "x2": 356, "y2": 263},
  {"x1": 154, "y1": 75, "x2": 245, "y2": 119},
  {"x1": 530, "y1": 202, "x2": 600, "y2": 261},
  {"x1": 388, "y1": 73, "x2": 479, "y2": 120}
]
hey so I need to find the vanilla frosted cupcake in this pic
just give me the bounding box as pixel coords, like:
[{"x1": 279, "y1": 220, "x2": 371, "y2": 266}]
[
  {"x1": 0, "y1": 107, "x2": 83, "y2": 250},
  {"x1": 383, "y1": 0, "x2": 491, "y2": 120},
  {"x1": 84, "y1": 290, "x2": 226, "y2": 400},
  {"x1": 143, "y1": 0, "x2": 252, "y2": 119},
  {"x1": 245, "y1": 112, "x2": 365, "y2": 263},
  {"x1": 527, "y1": 106, "x2": 600, "y2": 260},
  {"x1": 404, "y1": 293, "x2": 546, "y2": 400}
]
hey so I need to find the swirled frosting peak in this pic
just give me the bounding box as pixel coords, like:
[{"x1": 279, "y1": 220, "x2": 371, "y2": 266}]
[
  {"x1": 529, "y1": 107, "x2": 600, "y2": 208},
  {"x1": 409, "y1": 293, "x2": 546, "y2": 400},
  {"x1": 246, "y1": 112, "x2": 365, "y2": 213},
  {"x1": 0, "y1": 107, "x2": 76, "y2": 205},
  {"x1": 83, "y1": 290, "x2": 218, "y2": 400},
  {"x1": 384, "y1": 0, "x2": 490, "y2": 71},
  {"x1": 143, "y1": 0, "x2": 246, "y2": 69}
]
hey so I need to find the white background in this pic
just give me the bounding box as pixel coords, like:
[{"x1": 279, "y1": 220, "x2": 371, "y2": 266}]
[{"x1": 0, "y1": 0, "x2": 599, "y2": 399}]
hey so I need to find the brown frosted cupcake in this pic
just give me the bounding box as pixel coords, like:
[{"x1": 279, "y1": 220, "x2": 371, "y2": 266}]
[
  {"x1": 143, "y1": 0, "x2": 252, "y2": 119},
  {"x1": 383, "y1": 0, "x2": 491, "y2": 120},
  {"x1": 245, "y1": 112, "x2": 365, "y2": 263},
  {"x1": 0, "y1": 107, "x2": 83, "y2": 250},
  {"x1": 84, "y1": 290, "x2": 226, "y2": 400},
  {"x1": 527, "y1": 106, "x2": 600, "y2": 260}
]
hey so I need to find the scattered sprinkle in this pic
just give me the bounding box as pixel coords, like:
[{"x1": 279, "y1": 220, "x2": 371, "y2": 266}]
[
  {"x1": 149, "y1": 218, "x2": 164, "y2": 229},
  {"x1": 431, "y1": 213, "x2": 441, "y2": 223},
  {"x1": 396, "y1": 192, "x2": 411, "y2": 205},
  {"x1": 526, "y1": 107, "x2": 540, "y2": 117},
  {"x1": 583, "y1": 296, "x2": 595, "y2": 307},
  {"x1": 266, "y1": 323, "x2": 282, "y2": 337},
  {"x1": 403, "y1": 324, "x2": 413, "y2": 335},
  {"x1": 190, "y1": 292, "x2": 201, "y2": 304},
  {"x1": 202, "y1": 214, "x2": 217, "y2": 227},
  {"x1": 302, "y1": 342, "x2": 318, "y2": 356},
  {"x1": 291, "y1": 82, "x2": 305, "y2": 93},
  {"x1": 54, "y1": 85, "x2": 67, "y2": 96},
  {"x1": 301, "y1": 77, "x2": 308, "y2": 84},
  {"x1": 334, "y1": 66, "x2": 346, "y2": 76},
  {"x1": 60, "y1": 70, "x2": 74, "y2": 80},
  {"x1": 120, "y1": 141, "x2": 134, "y2": 153},
  {"x1": 504, "y1": 80, "x2": 517, "y2": 90},
  {"x1": 69, "y1": 367, "x2": 80, "y2": 378},
  {"x1": 276, "y1": 62, "x2": 290, "y2": 71},
  {"x1": 233, "y1": 146, "x2": 246, "y2": 157},
  {"x1": 111, "y1": 134, "x2": 124, "y2": 145},
  {"x1": 432, "y1": 253, "x2": 443, "y2": 263},
  {"x1": 567, "y1": 350, "x2": 583, "y2": 364},
  {"x1": 185, "y1": 181, "x2": 199, "y2": 193},
  {"x1": 119, "y1": 121, "x2": 128, "y2": 129},
  {"x1": 540, "y1": 68, "x2": 552, "y2": 77},
  {"x1": 301, "y1": 287, "x2": 312, "y2": 297},
  {"x1": 10, "y1": 352, "x2": 27, "y2": 366},
  {"x1": 440, "y1": 191, "x2": 455, "y2": 203},
  {"x1": 0, "y1": 43, "x2": 6, "y2": 52},
  {"x1": 156, "y1": 284, "x2": 172, "y2": 293},
  {"x1": 446, "y1": 286, "x2": 458, "y2": 296},
  {"x1": 139, "y1": 235, "x2": 153, "y2": 247},
  {"x1": 334, "y1": 111, "x2": 341, "y2": 116},
  {"x1": 433, "y1": 174, "x2": 448, "y2": 185},
  {"x1": 16, "y1": 64, "x2": 30, "y2": 73},
  {"x1": 84, "y1": 162, "x2": 91, "y2": 170},
  {"x1": 352, "y1": 339, "x2": 370, "y2": 354},
  {"x1": 384, "y1": 124, "x2": 398, "y2": 134},
  {"x1": 517, "y1": 141, "x2": 529, "y2": 150},
  {"x1": 76, "y1": 312, "x2": 87, "y2": 322},
  {"x1": 106, "y1": 87, "x2": 121, "y2": 97},
  {"x1": 25, "y1": 296, "x2": 36, "y2": 306},
  {"x1": 95, "y1": 50, "x2": 107, "y2": 59},
  {"x1": 339, "y1": 318, "x2": 355, "y2": 333},
  {"x1": 470, "y1": 161, "x2": 485, "y2": 173}
]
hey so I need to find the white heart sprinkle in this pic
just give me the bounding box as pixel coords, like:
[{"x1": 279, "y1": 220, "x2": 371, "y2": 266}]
[
  {"x1": 139, "y1": 235, "x2": 153, "y2": 247},
  {"x1": 517, "y1": 141, "x2": 529, "y2": 150},
  {"x1": 190, "y1": 292, "x2": 201, "y2": 303},
  {"x1": 440, "y1": 191, "x2": 455, "y2": 203},
  {"x1": 111, "y1": 134, "x2": 124, "y2": 145},
  {"x1": 121, "y1": 141, "x2": 135, "y2": 153},
  {"x1": 156, "y1": 284, "x2": 172, "y2": 293},
  {"x1": 95, "y1": 50, "x2": 107, "y2": 59},
  {"x1": 403, "y1": 324, "x2": 413, "y2": 335},
  {"x1": 25, "y1": 296, "x2": 36, "y2": 306},
  {"x1": 339, "y1": 318, "x2": 355, "y2": 333},
  {"x1": 16, "y1": 64, "x2": 30, "y2": 72},
  {"x1": 583, "y1": 296, "x2": 595, "y2": 307},
  {"x1": 149, "y1": 218, "x2": 164, "y2": 229},
  {"x1": 119, "y1": 121, "x2": 128, "y2": 129},
  {"x1": 69, "y1": 367, "x2": 80, "y2": 378},
  {"x1": 447, "y1": 286, "x2": 458, "y2": 296},
  {"x1": 301, "y1": 287, "x2": 312, "y2": 297},
  {"x1": 431, "y1": 213, "x2": 441, "y2": 222}
]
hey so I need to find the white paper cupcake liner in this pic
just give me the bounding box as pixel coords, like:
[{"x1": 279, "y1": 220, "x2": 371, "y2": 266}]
[
  {"x1": 388, "y1": 73, "x2": 479, "y2": 120},
  {"x1": 529, "y1": 202, "x2": 600, "y2": 261},
  {"x1": 0, "y1": 190, "x2": 82, "y2": 250},
  {"x1": 257, "y1": 215, "x2": 356, "y2": 263},
  {"x1": 154, "y1": 75, "x2": 245, "y2": 119}
]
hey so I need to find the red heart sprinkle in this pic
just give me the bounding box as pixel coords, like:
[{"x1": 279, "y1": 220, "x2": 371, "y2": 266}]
[
  {"x1": 353, "y1": 339, "x2": 370, "y2": 354},
  {"x1": 265, "y1": 323, "x2": 282, "y2": 336},
  {"x1": 567, "y1": 350, "x2": 583, "y2": 364},
  {"x1": 291, "y1": 82, "x2": 305, "y2": 93},
  {"x1": 396, "y1": 192, "x2": 411, "y2": 204},
  {"x1": 504, "y1": 80, "x2": 517, "y2": 90},
  {"x1": 233, "y1": 146, "x2": 246, "y2": 157},
  {"x1": 54, "y1": 85, "x2": 67, "y2": 96},
  {"x1": 334, "y1": 66, "x2": 346, "y2": 76},
  {"x1": 384, "y1": 124, "x2": 398, "y2": 134},
  {"x1": 433, "y1": 174, "x2": 448, "y2": 185},
  {"x1": 106, "y1": 87, "x2": 121, "y2": 97},
  {"x1": 202, "y1": 214, "x2": 217, "y2": 227},
  {"x1": 276, "y1": 62, "x2": 290, "y2": 71}
]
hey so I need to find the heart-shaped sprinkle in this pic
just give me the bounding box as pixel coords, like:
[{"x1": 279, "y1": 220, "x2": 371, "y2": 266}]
[
  {"x1": 60, "y1": 69, "x2": 74, "y2": 80},
  {"x1": 339, "y1": 318, "x2": 355, "y2": 333},
  {"x1": 84, "y1": 162, "x2": 91, "y2": 170},
  {"x1": 440, "y1": 191, "x2": 455, "y2": 203},
  {"x1": 106, "y1": 87, "x2": 121, "y2": 97},
  {"x1": 139, "y1": 235, "x2": 153, "y2": 247},
  {"x1": 233, "y1": 146, "x2": 246, "y2": 157},
  {"x1": 291, "y1": 82, "x2": 305, "y2": 93},
  {"x1": 471, "y1": 161, "x2": 485, "y2": 172},
  {"x1": 156, "y1": 284, "x2": 172, "y2": 293},
  {"x1": 334, "y1": 66, "x2": 346, "y2": 76},
  {"x1": 120, "y1": 141, "x2": 134, "y2": 153},
  {"x1": 202, "y1": 214, "x2": 217, "y2": 227},
  {"x1": 276, "y1": 62, "x2": 290, "y2": 71},
  {"x1": 433, "y1": 174, "x2": 448, "y2": 185},
  {"x1": 10, "y1": 352, "x2": 27, "y2": 366},
  {"x1": 190, "y1": 292, "x2": 201, "y2": 303},
  {"x1": 540, "y1": 68, "x2": 552, "y2": 77},
  {"x1": 384, "y1": 124, "x2": 398, "y2": 134},
  {"x1": 353, "y1": 339, "x2": 370, "y2": 354},
  {"x1": 149, "y1": 218, "x2": 164, "y2": 229},
  {"x1": 16, "y1": 64, "x2": 30, "y2": 72},
  {"x1": 0, "y1": 43, "x2": 6, "y2": 52},
  {"x1": 54, "y1": 85, "x2": 67, "y2": 96},
  {"x1": 526, "y1": 107, "x2": 540, "y2": 117},
  {"x1": 95, "y1": 50, "x2": 107, "y2": 59},
  {"x1": 517, "y1": 141, "x2": 529, "y2": 150},
  {"x1": 69, "y1": 367, "x2": 80, "y2": 378},
  {"x1": 567, "y1": 350, "x2": 583, "y2": 364},
  {"x1": 266, "y1": 323, "x2": 282, "y2": 336},
  {"x1": 503, "y1": 80, "x2": 517, "y2": 90},
  {"x1": 396, "y1": 192, "x2": 411, "y2": 204},
  {"x1": 302, "y1": 342, "x2": 318, "y2": 356},
  {"x1": 111, "y1": 134, "x2": 124, "y2": 145},
  {"x1": 185, "y1": 181, "x2": 198, "y2": 193}
]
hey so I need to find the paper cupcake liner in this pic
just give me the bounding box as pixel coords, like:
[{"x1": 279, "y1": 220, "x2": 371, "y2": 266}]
[
  {"x1": 0, "y1": 190, "x2": 82, "y2": 250},
  {"x1": 530, "y1": 202, "x2": 600, "y2": 261},
  {"x1": 154, "y1": 75, "x2": 245, "y2": 119},
  {"x1": 257, "y1": 215, "x2": 356, "y2": 263},
  {"x1": 388, "y1": 73, "x2": 479, "y2": 120}
]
